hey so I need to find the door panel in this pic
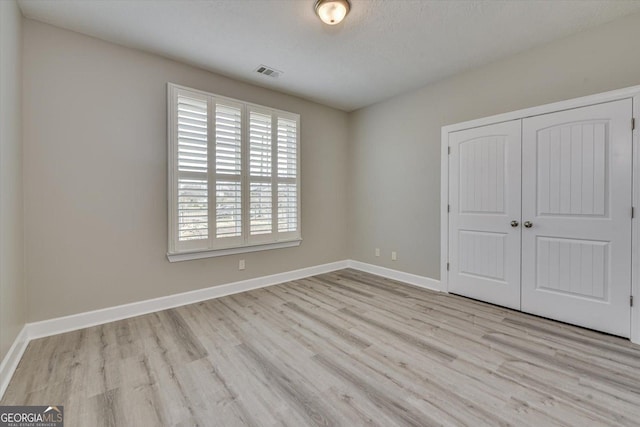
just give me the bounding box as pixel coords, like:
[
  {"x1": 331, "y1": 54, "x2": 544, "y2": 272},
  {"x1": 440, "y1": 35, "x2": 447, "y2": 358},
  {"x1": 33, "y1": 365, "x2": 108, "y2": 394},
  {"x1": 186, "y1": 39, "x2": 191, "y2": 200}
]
[
  {"x1": 449, "y1": 120, "x2": 521, "y2": 310},
  {"x1": 521, "y1": 99, "x2": 632, "y2": 337}
]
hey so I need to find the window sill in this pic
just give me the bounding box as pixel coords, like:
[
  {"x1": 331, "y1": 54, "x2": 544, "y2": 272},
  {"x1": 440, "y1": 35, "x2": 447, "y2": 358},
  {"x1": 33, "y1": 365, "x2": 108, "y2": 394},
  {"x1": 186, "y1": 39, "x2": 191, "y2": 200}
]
[{"x1": 167, "y1": 239, "x2": 302, "y2": 262}]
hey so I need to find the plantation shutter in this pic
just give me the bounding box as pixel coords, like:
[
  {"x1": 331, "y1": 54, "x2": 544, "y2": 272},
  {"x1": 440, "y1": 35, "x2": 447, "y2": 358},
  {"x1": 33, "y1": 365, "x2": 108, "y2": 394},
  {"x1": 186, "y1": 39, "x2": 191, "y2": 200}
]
[
  {"x1": 249, "y1": 109, "x2": 274, "y2": 240},
  {"x1": 214, "y1": 100, "x2": 243, "y2": 245},
  {"x1": 277, "y1": 117, "x2": 298, "y2": 234},
  {"x1": 168, "y1": 84, "x2": 300, "y2": 258},
  {"x1": 175, "y1": 91, "x2": 209, "y2": 251}
]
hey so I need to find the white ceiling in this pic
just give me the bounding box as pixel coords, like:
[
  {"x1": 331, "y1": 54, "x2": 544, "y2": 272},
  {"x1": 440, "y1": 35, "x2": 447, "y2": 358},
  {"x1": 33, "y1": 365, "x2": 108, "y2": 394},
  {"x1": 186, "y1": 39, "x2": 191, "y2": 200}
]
[{"x1": 18, "y1": 0, "x2": 640, "y2": 112}]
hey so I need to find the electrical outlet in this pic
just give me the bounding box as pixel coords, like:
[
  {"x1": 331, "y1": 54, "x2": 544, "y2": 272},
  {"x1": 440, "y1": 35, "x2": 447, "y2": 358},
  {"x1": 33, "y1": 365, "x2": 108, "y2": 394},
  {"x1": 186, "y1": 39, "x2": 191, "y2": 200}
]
[
  {"x1": 375, "y1": 248, "x2": 380, "y2": 257},
  {"x1": 391, "y1": 251, "x2": 397, "y2": 261},
  {"x1": 239, "y1": 259, "x2": 245, "y2": 270}
]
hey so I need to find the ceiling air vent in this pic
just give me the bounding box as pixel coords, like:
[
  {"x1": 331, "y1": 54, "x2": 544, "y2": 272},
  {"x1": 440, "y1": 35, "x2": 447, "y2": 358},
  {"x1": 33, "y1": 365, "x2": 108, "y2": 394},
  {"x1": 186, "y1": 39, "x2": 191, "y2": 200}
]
[{"x1": 255, "y1": 65, "x2": 283, "y2": 78}]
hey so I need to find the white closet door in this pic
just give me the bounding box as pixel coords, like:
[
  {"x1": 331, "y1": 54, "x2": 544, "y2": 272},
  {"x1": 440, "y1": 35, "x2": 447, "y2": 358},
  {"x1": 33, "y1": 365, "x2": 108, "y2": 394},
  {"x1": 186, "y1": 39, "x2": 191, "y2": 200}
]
[
  {"x1": 448, "y1": 120, "x2": 522, "y2": 310},
  {"x1": 521, "y1": 99, "x2": 632, "y2": 337}
]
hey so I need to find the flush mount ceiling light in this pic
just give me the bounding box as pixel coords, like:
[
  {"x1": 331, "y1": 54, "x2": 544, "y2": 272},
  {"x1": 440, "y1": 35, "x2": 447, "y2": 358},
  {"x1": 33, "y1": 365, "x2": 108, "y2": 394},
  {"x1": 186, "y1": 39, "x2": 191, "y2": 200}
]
[{"x1": 315, "y1": 0, "x2": 351, "y2": 25}]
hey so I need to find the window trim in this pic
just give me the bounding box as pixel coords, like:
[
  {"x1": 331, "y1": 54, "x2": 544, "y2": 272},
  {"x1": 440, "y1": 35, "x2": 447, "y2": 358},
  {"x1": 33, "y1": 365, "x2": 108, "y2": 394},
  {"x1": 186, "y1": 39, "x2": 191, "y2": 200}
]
[
  {"x1": 167, "y1": 83, "x2": 301, "y2": 262},
  {"x1": 167, "y1": 239, "x2": 301, "y2": 262}
]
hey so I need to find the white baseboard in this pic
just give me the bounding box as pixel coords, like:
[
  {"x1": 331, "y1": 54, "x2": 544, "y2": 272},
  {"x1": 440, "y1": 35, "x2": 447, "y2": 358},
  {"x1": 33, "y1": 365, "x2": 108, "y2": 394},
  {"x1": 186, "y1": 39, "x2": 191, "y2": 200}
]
[
  {"x1": 0, "y1": 326, "x2": 29, "y2": 400},
  {"x1": 26, "y1": 260, "x2": 349, "y2": 340},
  {"x1": 0, "y1": 260, "x2": 349, "y2": 400},
  {"x1": 0, "y1": 258, "x2": 440, "y2": 400},
  {"x1": 347, "y1": 260, "x2": 442, "y2": 292}
]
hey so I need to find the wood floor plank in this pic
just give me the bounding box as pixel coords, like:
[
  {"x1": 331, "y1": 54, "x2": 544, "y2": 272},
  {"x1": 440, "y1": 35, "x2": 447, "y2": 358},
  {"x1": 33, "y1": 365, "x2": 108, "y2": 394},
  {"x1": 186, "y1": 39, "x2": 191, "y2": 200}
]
[{"x1": 3, "y1": 269, "x2": 640, "y2": 426}]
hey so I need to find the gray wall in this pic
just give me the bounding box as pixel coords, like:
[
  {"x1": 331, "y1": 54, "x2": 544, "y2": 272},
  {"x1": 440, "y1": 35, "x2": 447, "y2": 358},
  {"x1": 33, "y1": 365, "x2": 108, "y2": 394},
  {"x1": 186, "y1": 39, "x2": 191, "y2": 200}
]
[
  {"x1": 348, "y1": 11, "x2": 640, "y2": 280},
  {"x1": 0, "y1": 0, "x2": 25, "y2": 360},
  {"x1": 23, "y1": 20, "x2": 349, "y2": 322}
]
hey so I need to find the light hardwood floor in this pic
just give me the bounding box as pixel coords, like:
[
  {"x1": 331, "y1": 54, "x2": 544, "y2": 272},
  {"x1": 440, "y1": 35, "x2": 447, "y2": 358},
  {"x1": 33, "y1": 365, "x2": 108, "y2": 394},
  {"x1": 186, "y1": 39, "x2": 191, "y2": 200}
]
[{"x1": 3, "y1": 269, "x2": 640, "y2": 426}]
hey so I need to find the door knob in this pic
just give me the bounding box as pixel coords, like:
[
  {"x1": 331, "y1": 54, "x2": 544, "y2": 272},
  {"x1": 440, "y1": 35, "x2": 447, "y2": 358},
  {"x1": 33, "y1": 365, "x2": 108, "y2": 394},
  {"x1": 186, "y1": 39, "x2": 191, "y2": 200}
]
[
  {"x1": 510, "y1": 220, "x2": 519, "y2": 227},
  {"x1": 524, "y1": 221, "x2": 533, "y2": 228}
]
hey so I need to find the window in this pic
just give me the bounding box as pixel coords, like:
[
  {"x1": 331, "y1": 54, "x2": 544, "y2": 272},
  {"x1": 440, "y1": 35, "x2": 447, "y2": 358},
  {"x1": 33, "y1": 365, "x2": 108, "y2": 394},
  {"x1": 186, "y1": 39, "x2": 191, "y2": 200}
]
[{"x1": 167, "y1": 83, "x2": 301, "y2": 261}]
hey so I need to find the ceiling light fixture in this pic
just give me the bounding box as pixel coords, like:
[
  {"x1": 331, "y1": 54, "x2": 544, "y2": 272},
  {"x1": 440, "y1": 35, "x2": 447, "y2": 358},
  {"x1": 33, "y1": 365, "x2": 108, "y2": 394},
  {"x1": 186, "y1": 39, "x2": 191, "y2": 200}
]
[{"x1": 314, "y1": 0, "x2": 351, "y2": 25}]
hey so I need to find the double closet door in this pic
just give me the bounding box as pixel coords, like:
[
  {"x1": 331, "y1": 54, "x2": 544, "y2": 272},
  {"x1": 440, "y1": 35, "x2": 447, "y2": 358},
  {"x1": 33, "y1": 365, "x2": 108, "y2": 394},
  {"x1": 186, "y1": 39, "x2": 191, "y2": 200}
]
[{"x1": 448, "y1": 99, "x2": 633, "y2": 337}]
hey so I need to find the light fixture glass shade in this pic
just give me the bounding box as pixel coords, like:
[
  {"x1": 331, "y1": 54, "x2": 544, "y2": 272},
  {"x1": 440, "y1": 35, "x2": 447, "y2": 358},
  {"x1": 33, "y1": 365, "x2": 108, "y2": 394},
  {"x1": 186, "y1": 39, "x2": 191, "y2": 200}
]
[{"x1": 315, "y1": 0, "x2": 350, "y2": 25}]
